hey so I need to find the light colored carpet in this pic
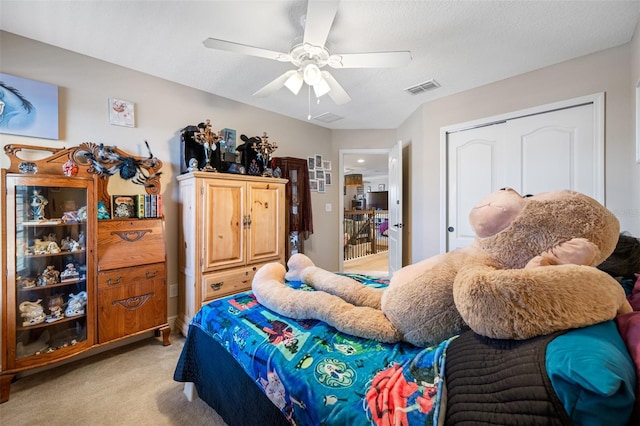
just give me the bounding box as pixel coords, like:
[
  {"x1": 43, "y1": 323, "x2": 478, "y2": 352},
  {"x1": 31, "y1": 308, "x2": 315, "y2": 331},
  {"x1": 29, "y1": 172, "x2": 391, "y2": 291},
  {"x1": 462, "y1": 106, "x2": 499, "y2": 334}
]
[{"x1": 0, "y1": 333, "x2": 228, "y2": 426}]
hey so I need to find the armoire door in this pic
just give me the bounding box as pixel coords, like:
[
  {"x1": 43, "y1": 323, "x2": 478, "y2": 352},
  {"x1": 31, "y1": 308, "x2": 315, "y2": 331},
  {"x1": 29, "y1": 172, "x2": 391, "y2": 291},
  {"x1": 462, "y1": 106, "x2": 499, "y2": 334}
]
[
  {"x1": 446, "y1": 101, "x2": 601, "y2": 250},
  {"x1": 203, "y1": 179, "x2": 246, "y2": 271},
  {"x1": 246, "y1": 181, "x2": 284, "y2": 264}
]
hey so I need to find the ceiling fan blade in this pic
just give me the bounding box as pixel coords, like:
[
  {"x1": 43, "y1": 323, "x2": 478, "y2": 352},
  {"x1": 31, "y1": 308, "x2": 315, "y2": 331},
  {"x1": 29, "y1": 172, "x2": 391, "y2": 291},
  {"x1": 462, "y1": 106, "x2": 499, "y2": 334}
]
[
  {"x1": 203, "y1": 38, "x2": 291, "y2": 62},
  {"x1": 303, "y1": 0, "x2": 339, "y2": 47},
  {"x1": 321, "y1": 71, "x2": 351, "y2": 105},
  {"x1": 329, "y1": 51, "x2": 412, "y2": 68},
  {"x1": 253, "y1": 70, "x2": 298, "y2": 98}
]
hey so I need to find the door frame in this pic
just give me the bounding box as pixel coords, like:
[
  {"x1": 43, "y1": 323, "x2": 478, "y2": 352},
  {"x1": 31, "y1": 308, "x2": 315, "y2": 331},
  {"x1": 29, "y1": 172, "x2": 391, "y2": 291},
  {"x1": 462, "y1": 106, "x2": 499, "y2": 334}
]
[
  {"x1": 438, "y1": 92, "x2": 605, "y2": 253},
  {"x1": 339, "y1": 148, "x2": 390, "y2": 272}
]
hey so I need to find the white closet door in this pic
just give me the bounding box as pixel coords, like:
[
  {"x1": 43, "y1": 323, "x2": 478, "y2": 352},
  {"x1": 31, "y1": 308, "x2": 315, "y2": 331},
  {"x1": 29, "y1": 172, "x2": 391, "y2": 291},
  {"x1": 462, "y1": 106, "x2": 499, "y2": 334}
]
[{"x1": 446, "y1": 103, "x2": 598, "y2": 251}]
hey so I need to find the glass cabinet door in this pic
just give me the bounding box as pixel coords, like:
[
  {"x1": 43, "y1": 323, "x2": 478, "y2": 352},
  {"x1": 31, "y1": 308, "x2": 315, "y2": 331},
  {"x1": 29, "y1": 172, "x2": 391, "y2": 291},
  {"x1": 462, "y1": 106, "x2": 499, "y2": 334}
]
[{"x1": 7, "y1": 177, "x2": 94, "y2": 365}]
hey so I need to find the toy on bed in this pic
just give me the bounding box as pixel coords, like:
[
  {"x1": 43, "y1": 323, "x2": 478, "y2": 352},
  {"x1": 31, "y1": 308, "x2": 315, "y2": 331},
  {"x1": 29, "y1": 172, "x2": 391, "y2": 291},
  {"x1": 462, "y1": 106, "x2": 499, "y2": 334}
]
[{"x1": 253, "y1": 188, "x2": 632, "y2": 347}]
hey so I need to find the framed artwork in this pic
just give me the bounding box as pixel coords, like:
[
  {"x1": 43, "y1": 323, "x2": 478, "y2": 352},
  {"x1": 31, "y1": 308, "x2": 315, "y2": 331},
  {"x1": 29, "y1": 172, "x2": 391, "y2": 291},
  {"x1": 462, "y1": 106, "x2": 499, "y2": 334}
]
[
  {"x1": 316, "y1": 170, "x2": 325, "y2": 180},
  {"x1": 223, "y1": 128, "x2": 236, "y2": 152},
  {"x1": 0, "y1": 73, "x2": 59, "y2": 139},
  {"x1": 323, "y1": 160, "x2": 332, "y2": 171},
  {"x1": 325, "y1": 172, "x2": 332, "y2": 185},
  {"x1": 310, "y1": 180, "x2": 318, "y2": 191},
  {"x1": 317, "y1": 179, "x2": 325, "y2": 193},
  {"x1": 307, "y1": 157, "x2": 315, "y2": 170},
  {"x1": 109, "y1": 98, "x2": 135, "y2": 127},
  {"x1": 315, "y1": 154, "x2": 323, "y2": 169},
  {"x1": 309, "y1": 170, "x2": 316, "y2": 180}
]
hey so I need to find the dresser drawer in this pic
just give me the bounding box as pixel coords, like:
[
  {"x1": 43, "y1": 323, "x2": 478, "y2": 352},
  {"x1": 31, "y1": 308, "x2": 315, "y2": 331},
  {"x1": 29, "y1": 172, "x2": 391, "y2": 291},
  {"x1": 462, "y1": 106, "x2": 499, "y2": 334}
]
[
  {"x1": 98, "y1": 264, "x2": 165, "y2": 289},
  {"x1": 98, "y1": 219, "x2": 165, "y2": 271},
  {"x1": 202, "y1": 264, "x2": 261, "y2": 303},
  {"x1": 97, "y1": 263, "x2": 167, "y2": 343}
]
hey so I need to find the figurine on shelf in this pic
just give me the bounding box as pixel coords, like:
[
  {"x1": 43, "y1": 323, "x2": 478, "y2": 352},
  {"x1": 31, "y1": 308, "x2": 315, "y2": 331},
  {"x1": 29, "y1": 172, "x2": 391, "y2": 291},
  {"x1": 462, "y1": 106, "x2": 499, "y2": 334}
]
[
  {"x1": 97, "y1": 201, "x2": 110, "y2": 220},
  {"x1": 20, "y1": 300, "x2": 46, "y2": 326},
  {"x1": 78, "y1": 231, "x2": 86, "y2": 246},
  {"x1": 47, "y1": 241, "x2": 61, "y2": 254},
  {"x1": 194, "y1": 119, "x2": 220, "y2": 172},
  {"x1": 60, "y1": 263, "x2": 80, "y2": 282},
  {"x1": 77, "y1": 205, "x2": 88, "y2": 221},
  {"x1": 187, "y1": 157, "x2": 199, "y2": 172},
  {"x1": 62, "y1": 210, "x2": 79, "y2": 224},
  {"x1": 60, "y1": 236, "x2": 75, "y2": 251},
  {"x1": 38, "y1": 265, "x2": 60, "y2": 286},
  {"x1": 46, "y1": 295, "x2": 65, "y2": 323},
  {"x1": 65, "y1": 291, "x2": 87, "y2": 317},
  {"x1": 30, "y1": 189, "x2": 48, "y2": 221},
  {"x1": 18, "y1": 276, "x2": 36, "y2": 289}
]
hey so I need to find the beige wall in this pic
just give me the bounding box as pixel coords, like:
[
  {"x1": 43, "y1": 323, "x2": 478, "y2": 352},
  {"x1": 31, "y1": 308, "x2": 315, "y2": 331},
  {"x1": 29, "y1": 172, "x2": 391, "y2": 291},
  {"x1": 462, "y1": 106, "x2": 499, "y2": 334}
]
[
  {"x1": 3, "y1": 27, "x2": 640, "y2": 323},
  {"x1": 399, "y1": 39, "x2": 640, "y2": 262},
  {"x1": 0, "y1": 31, "x2": 336, "y2": 322}
]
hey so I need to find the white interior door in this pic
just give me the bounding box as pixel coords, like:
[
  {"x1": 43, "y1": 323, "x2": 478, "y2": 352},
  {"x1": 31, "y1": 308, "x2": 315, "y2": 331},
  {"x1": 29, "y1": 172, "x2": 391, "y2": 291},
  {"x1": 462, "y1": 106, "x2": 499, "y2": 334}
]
[
  {"x1": 388, "y1": 140, "x2": 403, "y2": 275},
  {"x1": 446, "y1": 101, "x2": 602, "y2": 251}
]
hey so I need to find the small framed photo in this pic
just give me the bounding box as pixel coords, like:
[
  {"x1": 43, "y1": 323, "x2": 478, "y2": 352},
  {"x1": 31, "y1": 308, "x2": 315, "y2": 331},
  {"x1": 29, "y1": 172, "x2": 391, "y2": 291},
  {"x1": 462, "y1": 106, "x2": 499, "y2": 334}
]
[
  {"x1": 222, "y1": 128, "x2": 236, "y2": 152},
  {"x1": 315, "y1": 154, "x2": 323, "y2": 169},
  {"x1": 325, "y1": 172, "x2": 332, "y2": 185},
  {"x1": 310, "y1": 180, "x2": 318, "y2": 192},
  {"x1": 378, "y1": 184, "x2": 386, "y2": 191},
  {"x1": 307, "y1": 157, "x2": 315, "y2": 170},
  {"x1": 323, "y1": 161, "x2": 332, "y2": 171},
  {"x1": 112, "y1": 195, "x2": 137, "y2": 218},
  {"x1": 318, "y1": 179, "x2": 325, "y2": 193},
  {"x1": 316, "y1": 170, "x2": 325, "y2": 180},
  {"x1": 309, "y1": 170, "x2": 316, "y2": 180},
  {"x1": 109, "y1": 98, "x2": 135, "y2": 127}
]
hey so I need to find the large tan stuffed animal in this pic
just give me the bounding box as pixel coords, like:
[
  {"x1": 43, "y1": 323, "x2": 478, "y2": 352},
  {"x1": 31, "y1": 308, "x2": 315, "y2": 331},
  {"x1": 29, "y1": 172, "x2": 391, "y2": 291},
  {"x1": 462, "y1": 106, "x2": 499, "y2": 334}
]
[{"x1": 252, "y1": 188, "x2": 632, "y2": 347}]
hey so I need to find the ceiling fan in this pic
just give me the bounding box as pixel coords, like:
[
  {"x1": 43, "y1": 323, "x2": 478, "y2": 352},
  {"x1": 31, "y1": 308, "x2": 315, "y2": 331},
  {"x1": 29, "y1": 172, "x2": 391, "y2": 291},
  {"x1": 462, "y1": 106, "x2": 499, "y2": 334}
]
[{"x1": 202, "y1": 0, "x2": 411, "y2": 105}]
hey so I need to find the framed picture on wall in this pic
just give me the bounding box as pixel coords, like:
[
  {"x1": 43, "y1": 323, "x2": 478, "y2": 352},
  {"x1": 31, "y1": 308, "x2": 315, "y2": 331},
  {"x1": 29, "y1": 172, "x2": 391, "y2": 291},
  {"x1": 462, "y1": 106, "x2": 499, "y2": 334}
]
[
  {"x1": 0, "y1": 73, "x2": 59, "y2": 139},
  {"x1": 310, "y1": 180, "x2": 318, "y2": 191},
  {"x1": 109, "y1": 98, "x2": 135, "y2": 127},
  {"x1": 308, "y1": 157, "x2": 315, "y2": 170},
  {"x1": 309, "y1": 170, "x2": 316, "y2": 180},
  {"x1": 323, "y1": 161, "x2": 331, "y2": 170},
  {"x1": 316, "y1": 170, "x2": 324, "y2": 180},
  {"x1": 315, "y1": 154, "x2": 322, "y2": 169},
  {"x1": 325, "y1": 172, "x2": 332, "y2": 185},
  {"x1": 318, "y1": 179, "x2": 325, "y2": 193}
]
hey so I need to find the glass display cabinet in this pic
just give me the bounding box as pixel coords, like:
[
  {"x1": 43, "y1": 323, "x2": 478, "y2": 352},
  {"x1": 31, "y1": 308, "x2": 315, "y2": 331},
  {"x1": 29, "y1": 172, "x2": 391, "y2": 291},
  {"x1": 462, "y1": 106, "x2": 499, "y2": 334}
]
[{"x1": 4, "y1": 175, "x2": 96, "y2": 369}]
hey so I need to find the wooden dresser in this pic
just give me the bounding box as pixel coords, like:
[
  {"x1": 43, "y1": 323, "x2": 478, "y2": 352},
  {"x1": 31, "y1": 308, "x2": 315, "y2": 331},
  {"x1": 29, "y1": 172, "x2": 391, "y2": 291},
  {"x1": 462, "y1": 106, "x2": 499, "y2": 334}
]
[{"x1": 176, "y1": 172, "x2": 287, "y2": 336}]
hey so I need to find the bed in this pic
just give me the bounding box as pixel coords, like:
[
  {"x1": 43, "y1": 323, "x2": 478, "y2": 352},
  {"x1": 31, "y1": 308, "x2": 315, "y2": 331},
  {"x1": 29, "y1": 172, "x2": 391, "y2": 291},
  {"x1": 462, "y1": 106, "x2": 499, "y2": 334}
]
[{"x1": 174, "y1": 272, "x2": 640, "y2": 425}]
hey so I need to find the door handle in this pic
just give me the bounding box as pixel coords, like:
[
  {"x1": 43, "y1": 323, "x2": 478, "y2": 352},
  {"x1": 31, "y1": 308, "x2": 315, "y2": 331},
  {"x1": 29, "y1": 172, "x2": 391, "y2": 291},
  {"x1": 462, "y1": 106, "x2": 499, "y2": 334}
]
[
  {"x1": 393, "y1": 223, "x2": 404, "y2": 228},
  {"x1": 447, "y1": 226, "x2": 454, "y2": 232}
]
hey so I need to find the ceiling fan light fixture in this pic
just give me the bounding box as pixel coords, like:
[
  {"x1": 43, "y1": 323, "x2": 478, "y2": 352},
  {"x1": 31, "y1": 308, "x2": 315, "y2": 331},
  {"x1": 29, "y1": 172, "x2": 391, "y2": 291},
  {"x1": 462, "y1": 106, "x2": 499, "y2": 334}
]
[
  {"x1": 284, "y1": 71, "x2": 304, "y2": 95},
  {"x1": 313, "y1": 78, "x2": 331, "y2": 97},
  {"x1": 303, "y1": 63, "x2": 322, "y2": 86}
]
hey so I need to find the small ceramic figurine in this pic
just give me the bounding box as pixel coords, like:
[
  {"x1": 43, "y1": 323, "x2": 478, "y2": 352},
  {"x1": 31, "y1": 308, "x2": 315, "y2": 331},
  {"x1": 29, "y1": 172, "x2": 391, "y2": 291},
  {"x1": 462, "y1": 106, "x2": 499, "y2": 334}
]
[
  {"x1": 187, "y1": 157, "x2": 199, "y2": 172},
  {"x1": 65, "y1": 291, "x2": 88, "y2": 317},
  {"x1": 62, "y1": 159, "x2": 79, "y2": 177},
  {"x1": 20, "y1": 300, "x2": 46, "y2": 326},
  {"x1": 38, "y1": 265, "x2": 60, "y2": 286},
  {"x1": 19, "y1": 276, "x2": 36, "y2": 288},
  {"x1": 60, "y1": 263, "x2": 80, "y2": 281},
  {"x1": 30, "y1": 189, "x2": 48, "y2": 221},
  {"x1": 46, "y1": 295, "x2": 65, "y2": 322}
]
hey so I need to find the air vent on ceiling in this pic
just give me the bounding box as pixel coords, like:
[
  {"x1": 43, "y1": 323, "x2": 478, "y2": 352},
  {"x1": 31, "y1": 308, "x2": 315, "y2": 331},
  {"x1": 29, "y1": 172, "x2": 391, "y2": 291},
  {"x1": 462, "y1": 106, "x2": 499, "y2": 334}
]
[
  {"x1": 405, "y1": 79, "x2": 441, "y2": 95},
  {"x1": 313, "y1": 112, "x2": 344, "y2": 123}
]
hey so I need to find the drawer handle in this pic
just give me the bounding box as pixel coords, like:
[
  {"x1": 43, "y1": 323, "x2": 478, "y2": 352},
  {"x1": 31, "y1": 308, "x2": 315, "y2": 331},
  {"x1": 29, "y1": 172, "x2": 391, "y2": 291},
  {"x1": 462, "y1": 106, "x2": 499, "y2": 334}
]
[
  {"x1": 210, "y1": 282, "x2": 223, "y2": 291},
  {"x1": 111, "y1": 229, "x2": 152, "y2": 242},
  {"x1": 112, "y1": 292, "x2": 154, "y2": 310},
  {"x1": 106, "y1": 276, "x2": 122, "y2": 285},
  {"x1": 146, "y1": 270, "x2": 158, "y2": 279}
]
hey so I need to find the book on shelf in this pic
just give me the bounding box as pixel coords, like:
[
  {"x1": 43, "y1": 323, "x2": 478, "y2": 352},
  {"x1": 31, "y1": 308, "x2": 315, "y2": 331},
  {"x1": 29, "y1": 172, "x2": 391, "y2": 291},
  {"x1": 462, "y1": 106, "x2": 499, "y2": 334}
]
[
  {"x1": 112, "y1": 195, "x2": 137, "y2": 218},
  {"x1": 113, "y1": 194, "x2": 163, "y2": 219}
]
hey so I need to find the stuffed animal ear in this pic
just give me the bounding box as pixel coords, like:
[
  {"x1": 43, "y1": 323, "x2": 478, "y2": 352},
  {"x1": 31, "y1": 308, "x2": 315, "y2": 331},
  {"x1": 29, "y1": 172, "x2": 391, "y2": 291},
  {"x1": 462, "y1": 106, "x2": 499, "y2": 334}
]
[{"x1": 526, "y1": 238, "x2": 600, "y2": 268}]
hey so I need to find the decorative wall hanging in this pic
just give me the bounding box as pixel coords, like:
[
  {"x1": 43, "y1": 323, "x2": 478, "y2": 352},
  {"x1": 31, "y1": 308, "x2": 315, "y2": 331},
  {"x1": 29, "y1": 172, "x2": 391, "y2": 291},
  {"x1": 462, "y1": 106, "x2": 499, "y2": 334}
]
[
  {"x1": 0, "y1": 73, "x2": 59, "y2": 140},
  {"x1": 108, "y1": 98, "x2": 135, "y2": 127}
]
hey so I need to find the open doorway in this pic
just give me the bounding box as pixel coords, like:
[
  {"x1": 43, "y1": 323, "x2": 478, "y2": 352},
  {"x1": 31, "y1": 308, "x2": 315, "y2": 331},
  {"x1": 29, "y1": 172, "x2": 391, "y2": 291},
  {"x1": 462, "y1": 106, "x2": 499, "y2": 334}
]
[{"x1": 340, "y1": 149, "x2": 389, "y2": 276}]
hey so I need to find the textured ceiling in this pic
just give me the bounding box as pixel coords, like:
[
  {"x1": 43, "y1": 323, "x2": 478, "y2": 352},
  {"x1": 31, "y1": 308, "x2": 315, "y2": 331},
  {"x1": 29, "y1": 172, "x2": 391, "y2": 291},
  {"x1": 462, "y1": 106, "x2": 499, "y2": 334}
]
[{"x1": 1, "y1": 0, "x2": 639, "y2": 130}]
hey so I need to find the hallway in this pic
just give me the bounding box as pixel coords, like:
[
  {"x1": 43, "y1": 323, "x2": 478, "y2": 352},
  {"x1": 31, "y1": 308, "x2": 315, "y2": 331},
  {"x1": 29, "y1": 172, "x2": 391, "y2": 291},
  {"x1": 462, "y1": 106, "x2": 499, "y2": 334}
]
[{"x1": 343, "y1": 251, "x2": 389, "y2": 278}]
